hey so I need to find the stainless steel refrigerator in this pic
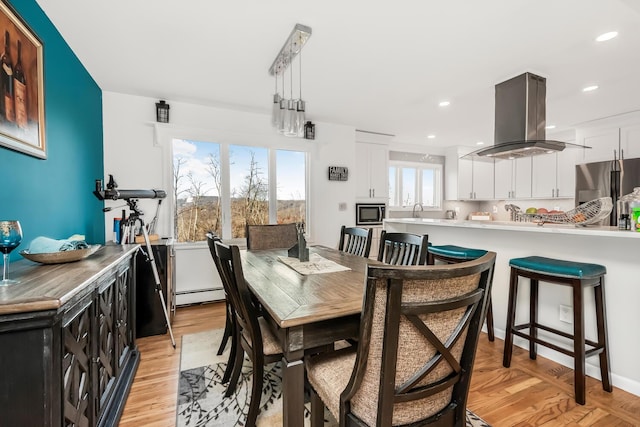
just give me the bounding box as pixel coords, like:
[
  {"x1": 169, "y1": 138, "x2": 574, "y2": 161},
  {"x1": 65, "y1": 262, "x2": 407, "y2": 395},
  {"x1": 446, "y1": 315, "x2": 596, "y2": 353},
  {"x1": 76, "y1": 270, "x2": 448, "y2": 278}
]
[{"x1": 575, "y1": 158, "x2": 640, "y2": 226}]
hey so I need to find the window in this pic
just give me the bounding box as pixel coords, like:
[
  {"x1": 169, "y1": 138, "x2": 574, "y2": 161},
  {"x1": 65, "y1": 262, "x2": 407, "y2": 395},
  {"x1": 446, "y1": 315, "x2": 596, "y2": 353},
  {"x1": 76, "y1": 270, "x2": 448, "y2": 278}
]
[
  {"x1": 172, "y1": 139, "x2": 307, "y2": 242},
  {"x1": 388, "y1": 153, "x2": 443, "y2": 209}
]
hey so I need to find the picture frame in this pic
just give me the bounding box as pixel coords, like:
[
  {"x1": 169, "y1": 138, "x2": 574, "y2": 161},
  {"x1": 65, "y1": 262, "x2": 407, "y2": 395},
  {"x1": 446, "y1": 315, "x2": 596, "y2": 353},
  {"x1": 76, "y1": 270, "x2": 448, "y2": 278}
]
[{"x1": 0, "y1": 1, "x2": 45, "y2": 159}]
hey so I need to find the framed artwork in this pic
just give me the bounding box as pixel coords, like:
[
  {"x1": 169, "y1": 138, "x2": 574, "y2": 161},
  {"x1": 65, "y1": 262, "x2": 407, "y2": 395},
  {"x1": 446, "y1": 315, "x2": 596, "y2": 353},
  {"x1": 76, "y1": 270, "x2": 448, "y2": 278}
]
[{"x1": 0, "y1": 1, "x2": 45, "y2": 159}]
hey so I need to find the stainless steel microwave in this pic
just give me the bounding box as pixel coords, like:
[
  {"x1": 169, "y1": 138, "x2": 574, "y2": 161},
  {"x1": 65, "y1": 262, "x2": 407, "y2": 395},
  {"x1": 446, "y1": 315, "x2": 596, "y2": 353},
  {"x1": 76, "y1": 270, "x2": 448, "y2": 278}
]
[{"x1": 356, "y1": 203, "x2": 386, "y2": 225}]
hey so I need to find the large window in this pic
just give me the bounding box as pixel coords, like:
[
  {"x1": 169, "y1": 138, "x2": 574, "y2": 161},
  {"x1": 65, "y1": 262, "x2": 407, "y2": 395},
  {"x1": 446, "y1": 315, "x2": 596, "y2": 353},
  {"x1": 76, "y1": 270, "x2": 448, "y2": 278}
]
[
  {"x1": 388, "y1": 152, "x2": 443, "y2": 209},
  {"x1": 172, "y1": 139, "x2": 307, "y2": 242}
]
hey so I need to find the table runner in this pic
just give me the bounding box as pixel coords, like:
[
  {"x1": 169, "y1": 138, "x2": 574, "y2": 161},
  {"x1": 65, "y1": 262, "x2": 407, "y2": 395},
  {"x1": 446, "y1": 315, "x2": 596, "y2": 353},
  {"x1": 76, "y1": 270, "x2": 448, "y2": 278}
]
[{"x1": 277, "y1": 253, "x2": 351, "y2": 275}]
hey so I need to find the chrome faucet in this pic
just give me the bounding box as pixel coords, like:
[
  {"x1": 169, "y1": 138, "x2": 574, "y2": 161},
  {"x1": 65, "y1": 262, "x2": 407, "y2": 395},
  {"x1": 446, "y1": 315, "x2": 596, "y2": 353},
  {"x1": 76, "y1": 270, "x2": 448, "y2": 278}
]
[
  {"x1": 504, "y1": 204, "x2": 521, "y2": 221},
  {"x1": 412, "y1": 203, "x2": 424, "y2": 218}
]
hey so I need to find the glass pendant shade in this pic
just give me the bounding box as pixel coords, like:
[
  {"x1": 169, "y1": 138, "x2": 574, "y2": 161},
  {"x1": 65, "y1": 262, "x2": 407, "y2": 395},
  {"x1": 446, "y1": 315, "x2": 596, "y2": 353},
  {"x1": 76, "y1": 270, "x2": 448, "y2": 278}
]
[
  {"x1": 277, "y1": 98, "x2": 287, "y2": 133},
  {"x1": 283, "y1": 99, "x2": 297, "y2": 136},
  {"x1": 294, "y1": 100, "x2": 306, "y2": 137},
  {"x1": 271, "y1": 93, "x2": 281, "y2": 128}
]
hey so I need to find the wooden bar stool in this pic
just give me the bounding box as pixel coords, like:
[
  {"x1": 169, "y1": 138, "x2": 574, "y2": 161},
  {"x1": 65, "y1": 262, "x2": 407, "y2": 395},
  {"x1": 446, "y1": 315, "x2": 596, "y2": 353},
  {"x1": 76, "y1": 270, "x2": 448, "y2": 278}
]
[
  {"x1": 503, "y1": 256, "x2": 612, "y2": 405},
  {"x1": 427, "y1": 244, "x2": 495, "y2": 341}
]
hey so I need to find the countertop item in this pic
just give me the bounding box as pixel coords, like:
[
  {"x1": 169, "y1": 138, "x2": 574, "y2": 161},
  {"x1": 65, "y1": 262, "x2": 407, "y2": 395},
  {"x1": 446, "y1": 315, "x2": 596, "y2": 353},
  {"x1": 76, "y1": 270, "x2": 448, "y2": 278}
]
[{"x1": 20, "y1": 244, "x2": 101, "y2": 264}]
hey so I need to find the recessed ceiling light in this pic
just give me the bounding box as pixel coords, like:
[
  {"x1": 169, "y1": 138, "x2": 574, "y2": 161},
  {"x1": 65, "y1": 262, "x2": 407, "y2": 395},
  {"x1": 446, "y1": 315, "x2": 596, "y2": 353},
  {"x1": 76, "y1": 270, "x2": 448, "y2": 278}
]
[
  {"x1": 476, "y1": 141, "x2": 484, "y2": 145},
  {"x1": 596, "y1": 31, "x2": 618, "y2": 42},
  {"x1": 427, "y1": 134, "x2": 436, "y2": 139},
  {"x1": 438, "y1": 100, "x2": 450, "y2": 107},
  {"x1": 546, "y1": 125, "x2": 556, "y2": 130},
  {"x1": 583, "y1": 85, "x2": 599, "y2": 92}
]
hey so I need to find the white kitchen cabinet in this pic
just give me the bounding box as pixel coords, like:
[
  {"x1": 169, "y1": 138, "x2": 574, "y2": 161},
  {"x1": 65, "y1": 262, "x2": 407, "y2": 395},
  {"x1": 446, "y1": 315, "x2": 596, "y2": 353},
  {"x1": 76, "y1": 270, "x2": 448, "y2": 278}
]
[
  {"x1": 620, "y1": 124, "x2": 640, "y2": 159},
  {"x1": 576, "y1": 127, "x2": 621, "y2": 164},
  {"x1": 445, "y1": 147, "x2": 494, "y2": 200},
  {"x1": 494, "y1": 158, "x2": 531, "y2": 199},
  {"x1": 355, "y1": 142, "x2": 388, "y2": 201},
  {"x1": 531, "y1": 149, "x2": 576, "y2": 199}
]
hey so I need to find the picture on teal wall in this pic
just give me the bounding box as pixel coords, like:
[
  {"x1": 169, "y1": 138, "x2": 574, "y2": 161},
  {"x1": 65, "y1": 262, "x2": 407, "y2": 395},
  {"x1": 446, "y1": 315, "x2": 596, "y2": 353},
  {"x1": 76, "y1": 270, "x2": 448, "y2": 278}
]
[{"x1": 0, "y1": 0, "x2": 45, "y2": 159}]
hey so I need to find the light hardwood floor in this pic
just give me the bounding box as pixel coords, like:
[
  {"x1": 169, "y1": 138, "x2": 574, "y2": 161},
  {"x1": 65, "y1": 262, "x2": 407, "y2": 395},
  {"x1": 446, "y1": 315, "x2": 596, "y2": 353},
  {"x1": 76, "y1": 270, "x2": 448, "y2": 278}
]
[{"x1": 119, "y1": 302, "x2": 640, "y2": 426}]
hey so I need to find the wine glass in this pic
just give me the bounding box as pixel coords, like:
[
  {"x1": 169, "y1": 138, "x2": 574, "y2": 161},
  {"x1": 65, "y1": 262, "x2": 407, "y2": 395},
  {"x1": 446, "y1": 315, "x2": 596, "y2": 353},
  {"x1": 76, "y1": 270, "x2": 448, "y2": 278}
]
[{"x1": 0, "y1": 220, "x2": 23, "y2": 286}]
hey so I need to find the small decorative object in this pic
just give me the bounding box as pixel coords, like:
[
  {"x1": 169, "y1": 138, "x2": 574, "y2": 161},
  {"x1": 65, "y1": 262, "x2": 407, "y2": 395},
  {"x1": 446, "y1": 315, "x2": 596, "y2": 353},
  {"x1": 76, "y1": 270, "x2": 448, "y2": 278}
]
[
  {"x1": 0, "y1": 220, "x2": 23, "y2": 285},
  {"x1": 304, "y1": 121, "x2": 315, "y2": 140},
  {"x1": 328, "y1": 166, "x2": 348, "y2": 181},
  {"x1": 156, "y1": 100, "x2": 170, "y2": 123},
  {"x1": 288, "y1": 222, "x2": 309, "y2": 262}
]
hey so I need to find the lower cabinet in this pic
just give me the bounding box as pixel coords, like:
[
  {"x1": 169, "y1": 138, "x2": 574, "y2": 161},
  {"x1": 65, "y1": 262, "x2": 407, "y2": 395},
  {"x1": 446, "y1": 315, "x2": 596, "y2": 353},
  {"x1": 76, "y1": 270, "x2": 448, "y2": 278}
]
[
  {"x1": 0, "y1": 249, "x2": 138, "y2": 427},
  {"x1": 63, "y1": 256, "x2": 136, "y2": 427}
]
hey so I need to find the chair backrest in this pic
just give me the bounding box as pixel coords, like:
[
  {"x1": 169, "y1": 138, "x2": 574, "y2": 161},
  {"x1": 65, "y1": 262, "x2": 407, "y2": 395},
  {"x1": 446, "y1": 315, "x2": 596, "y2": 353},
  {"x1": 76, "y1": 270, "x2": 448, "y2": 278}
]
[
  {"x1": 340, "y1": 252, "x2": 496, "y2": 426},
  {"x1": 213, "y1": 241, "x2": 264, "y2": 355},
  {"x1": 338, "y1": 226, "x2": 373, "y2": 258},
  {"x1": 245, "y1": 223, "x2": 298, "y2": 250},
  {"x1": 376, "y1": 231, "x2": 428, "y2": 265}
]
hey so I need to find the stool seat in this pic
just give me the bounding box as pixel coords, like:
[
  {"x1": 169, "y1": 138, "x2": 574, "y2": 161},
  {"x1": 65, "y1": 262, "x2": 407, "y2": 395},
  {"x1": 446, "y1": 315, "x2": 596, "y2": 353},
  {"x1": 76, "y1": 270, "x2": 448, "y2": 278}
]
[
  {"x1": 428, "y1": 245, "x2": 487, "y2": 260},
  {"x1": 509, "y1": 256, "x2": 606, "y2": 279}
]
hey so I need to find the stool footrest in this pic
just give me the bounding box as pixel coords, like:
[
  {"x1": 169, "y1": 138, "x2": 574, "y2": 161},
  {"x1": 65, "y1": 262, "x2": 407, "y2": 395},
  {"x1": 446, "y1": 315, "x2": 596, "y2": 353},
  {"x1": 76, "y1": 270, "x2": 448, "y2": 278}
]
[{"x1": 512, "y1": 322, "x2": 605, "y2": 358}]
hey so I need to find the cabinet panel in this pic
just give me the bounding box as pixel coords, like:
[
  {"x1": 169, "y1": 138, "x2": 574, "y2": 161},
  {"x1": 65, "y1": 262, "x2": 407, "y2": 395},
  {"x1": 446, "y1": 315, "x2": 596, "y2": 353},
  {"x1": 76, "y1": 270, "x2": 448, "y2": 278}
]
[
  {"x1": 620, "y1": 124, "x2": 640, "y2": 159},
  {"x1": 474, "y1": 159, "x2": 494, "y2": 199},
  {"x1": 355, "y1": 142, "x2": 388, "y2": 200},
  {"x1": 532, "y1": 154, "x2": 556, "y2": 198},
  {"x1": 97, "y1": 279, "x2": 116, "y2": 418},
  {"x1": 63, "y1": 298, "x2": 94, "y2": 427},
  {"x1": 556, "y1": 149, "x2": 576, "y2": 197},
  {"x1": 577, "y1": 128, "x2": 619, "y2": 164},
  {"x1": 514, "y1": 157, "x2": 532, "y2": 199},
  {"x1": 494, "y1": 159, "x2": 514, "y2": 199}
]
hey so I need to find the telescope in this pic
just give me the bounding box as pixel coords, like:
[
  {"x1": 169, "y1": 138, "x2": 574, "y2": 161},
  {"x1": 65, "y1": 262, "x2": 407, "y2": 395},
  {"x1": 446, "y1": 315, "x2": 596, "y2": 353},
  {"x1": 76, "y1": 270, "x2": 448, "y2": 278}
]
[{"x1": 93, "y1": 174, "x2": 166, "y2": 201}]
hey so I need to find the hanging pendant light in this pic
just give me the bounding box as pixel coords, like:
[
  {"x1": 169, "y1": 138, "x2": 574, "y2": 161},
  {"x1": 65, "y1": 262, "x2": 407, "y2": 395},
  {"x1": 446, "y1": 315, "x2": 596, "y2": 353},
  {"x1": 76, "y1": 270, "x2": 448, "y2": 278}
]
[
  {"x1": 271, "y1": 75, "x2": 281, "y2": 128},
  {"x1": 269, "y1": 24, "x2": 312, "y2": 138}
]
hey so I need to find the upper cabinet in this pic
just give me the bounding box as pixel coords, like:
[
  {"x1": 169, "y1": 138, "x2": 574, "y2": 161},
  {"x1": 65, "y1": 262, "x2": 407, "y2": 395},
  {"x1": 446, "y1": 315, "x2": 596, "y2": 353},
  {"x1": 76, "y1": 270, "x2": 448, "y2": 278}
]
[
  {"x1": 355, "y1": 142, "x2": 389, "y2": 201},
  {"x1": 576, "y1": 112, "x2": 640, "y2": 164},
  {"x1": 531, "y1": 149, "x2": 576, "y2": 199},
  {"x1": 445, "y1": 147, "x2": 494, "y2": 200},
  {"x1": 494, "y1": 158, "x2": 532, "y2": 199}
]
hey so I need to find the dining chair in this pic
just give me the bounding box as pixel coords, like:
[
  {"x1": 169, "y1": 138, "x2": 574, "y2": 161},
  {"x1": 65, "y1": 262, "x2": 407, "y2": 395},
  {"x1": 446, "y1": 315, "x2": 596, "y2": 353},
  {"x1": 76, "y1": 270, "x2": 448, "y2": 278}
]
[
  {"x1": 338, "y1": 225, "x2": 373, "y2": 258},
  {"x1": 245, "y1": 223, "x2": 298, "y2": 250},
  {"x1": 205, "y1": 232, "x2": 237, "y2": 385},
  {"x1": 377, "y1": 230, "x2": 429, "y2": 265},
  {"x1": 214, "y1": 241, "x2": 284, "y2": 426},
  {"x1": 306, "y1": 251, "x2": 497, "y2": 427}
]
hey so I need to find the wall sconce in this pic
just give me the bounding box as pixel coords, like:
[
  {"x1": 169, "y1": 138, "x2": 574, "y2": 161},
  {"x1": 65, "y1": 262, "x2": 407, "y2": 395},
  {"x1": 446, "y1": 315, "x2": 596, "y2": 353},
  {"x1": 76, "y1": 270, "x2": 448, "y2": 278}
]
[
  {"x1": 156, "y1": 100, "x2": 170, "y2": 123},
  {"x1": 304, "y1": 121, "x2": 315, "y2": 140}
]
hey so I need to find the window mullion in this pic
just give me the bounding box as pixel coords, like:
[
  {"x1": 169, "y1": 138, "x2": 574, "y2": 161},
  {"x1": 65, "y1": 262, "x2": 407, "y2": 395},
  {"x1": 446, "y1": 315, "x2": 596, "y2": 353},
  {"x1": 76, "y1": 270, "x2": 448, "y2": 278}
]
[
  {"x1": 268, "y1": 149, "x2": 277, "y2": 223},
  {"x1": 220, "y1": 143, "x2": 232, "y2": 239}
]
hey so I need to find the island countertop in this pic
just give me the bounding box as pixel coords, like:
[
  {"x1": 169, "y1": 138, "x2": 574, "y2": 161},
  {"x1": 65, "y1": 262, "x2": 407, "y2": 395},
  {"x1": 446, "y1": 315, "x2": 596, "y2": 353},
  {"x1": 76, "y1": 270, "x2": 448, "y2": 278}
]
[
  {"x1": 0, "y1": 244, "x2": 139, "y2": 316},
  {"x1": 383, "y1": 217, "x2": 640, "y2": 397},
  {"x1": 384, "y1": 218, "x2": 640, "y2": 239}
]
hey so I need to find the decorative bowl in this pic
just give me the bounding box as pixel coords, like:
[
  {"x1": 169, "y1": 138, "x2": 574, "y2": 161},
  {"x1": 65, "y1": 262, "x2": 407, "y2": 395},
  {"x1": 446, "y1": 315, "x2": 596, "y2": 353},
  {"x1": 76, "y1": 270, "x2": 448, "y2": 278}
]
[{"x1": 20, "y1": 244, "x2": 102, "y2": 264}]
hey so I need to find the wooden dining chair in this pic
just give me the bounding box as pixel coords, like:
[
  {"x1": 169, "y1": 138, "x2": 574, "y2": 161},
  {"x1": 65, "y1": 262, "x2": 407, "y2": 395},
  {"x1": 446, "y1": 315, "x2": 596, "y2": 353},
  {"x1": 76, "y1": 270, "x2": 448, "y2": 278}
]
[
  {"x1": 338, "y1": 225, "x2": 373, "y2": 258},
  {"x1": 205, "y1": 232, "x2": 237, "y2": 385},
  {"x1": 214, "y1": 241, "x2": 284, "y2": 426},
  {"x1": 306, "y1": 251, "x2": 497, "y2": 427},
  {"x1": 377, "y1": 230, "x2": 429, "y2": 265},
  {"x1": 245, "y1": 223, "x2": 298, "y2": 250}
]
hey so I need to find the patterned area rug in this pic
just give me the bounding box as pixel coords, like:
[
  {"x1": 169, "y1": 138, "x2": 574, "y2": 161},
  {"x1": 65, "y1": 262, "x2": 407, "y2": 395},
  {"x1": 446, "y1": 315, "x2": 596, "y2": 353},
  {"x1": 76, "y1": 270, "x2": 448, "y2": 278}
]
[{"x1": 176, "y1": 329, "x2": 491, "y2": 426}]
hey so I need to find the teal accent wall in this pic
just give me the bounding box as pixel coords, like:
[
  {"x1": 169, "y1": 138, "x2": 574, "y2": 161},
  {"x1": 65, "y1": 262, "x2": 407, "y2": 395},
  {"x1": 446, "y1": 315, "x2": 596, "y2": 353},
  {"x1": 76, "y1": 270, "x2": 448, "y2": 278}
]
[{"x1": 0, "y1": 0, "x2": 104, "y2": 260}]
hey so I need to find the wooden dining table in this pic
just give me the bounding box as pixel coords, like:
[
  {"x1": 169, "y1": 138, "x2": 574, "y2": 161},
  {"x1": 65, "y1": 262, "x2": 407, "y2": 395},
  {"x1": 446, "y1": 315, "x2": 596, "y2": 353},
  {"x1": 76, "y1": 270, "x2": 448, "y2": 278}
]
[{"x1": 240, "y1": 245, "x2": 375, "y2": 427}]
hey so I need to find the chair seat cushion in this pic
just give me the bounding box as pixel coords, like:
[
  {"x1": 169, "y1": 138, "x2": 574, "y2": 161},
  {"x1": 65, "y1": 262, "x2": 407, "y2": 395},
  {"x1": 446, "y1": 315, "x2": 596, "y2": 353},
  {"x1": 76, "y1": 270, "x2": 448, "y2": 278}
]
[
  {"x1": 428, "y1": 245, "x2": 487, "y2": 260},
  {"x1": 306, "y1": 347, "x2": 357, "y2": 420},
  {"x1": 509, "y1": 256, "x2": 606, "y2": 279},
  {"x1": 242, "y1": 317, "x2": 282, "y2": 356}
]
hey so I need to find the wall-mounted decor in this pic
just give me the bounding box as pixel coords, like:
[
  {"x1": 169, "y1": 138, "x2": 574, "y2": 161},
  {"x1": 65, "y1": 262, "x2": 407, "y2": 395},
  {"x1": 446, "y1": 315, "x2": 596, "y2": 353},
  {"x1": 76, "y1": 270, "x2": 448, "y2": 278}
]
[
  {"x1": 0, "y1": 1, "x2": 45, "y2": 159},
  {"x1": 328, "y1": 166, "x2": 348, "y2": 181}
]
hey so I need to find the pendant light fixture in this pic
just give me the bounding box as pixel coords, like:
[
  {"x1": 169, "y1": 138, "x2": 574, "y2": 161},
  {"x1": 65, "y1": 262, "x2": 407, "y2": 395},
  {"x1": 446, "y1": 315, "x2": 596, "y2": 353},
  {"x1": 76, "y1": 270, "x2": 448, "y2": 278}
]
[{"x1": 269, "y1": 24, "x2": 311, "y2": 138}]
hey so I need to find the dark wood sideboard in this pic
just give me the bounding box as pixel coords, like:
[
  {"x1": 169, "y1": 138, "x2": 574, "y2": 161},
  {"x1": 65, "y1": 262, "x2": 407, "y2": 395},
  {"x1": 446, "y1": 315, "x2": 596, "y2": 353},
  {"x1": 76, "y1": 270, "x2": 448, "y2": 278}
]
[{"x1": 0, "y1": 244, "x2": 140, "y2": 427}]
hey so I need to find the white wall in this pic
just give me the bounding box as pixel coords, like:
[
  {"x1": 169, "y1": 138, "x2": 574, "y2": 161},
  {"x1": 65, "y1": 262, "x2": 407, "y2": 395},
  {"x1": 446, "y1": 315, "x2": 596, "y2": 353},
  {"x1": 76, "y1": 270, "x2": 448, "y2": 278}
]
[{"x1": 102, "y1": 92, "x2": 358, "y2": 303}]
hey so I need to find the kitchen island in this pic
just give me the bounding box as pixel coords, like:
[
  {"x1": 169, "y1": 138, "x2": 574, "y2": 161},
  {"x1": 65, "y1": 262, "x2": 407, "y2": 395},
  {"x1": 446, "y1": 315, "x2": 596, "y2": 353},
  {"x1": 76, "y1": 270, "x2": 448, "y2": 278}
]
[{"x1": 384, "y1": 218, "x2": 640, "y2": 397}]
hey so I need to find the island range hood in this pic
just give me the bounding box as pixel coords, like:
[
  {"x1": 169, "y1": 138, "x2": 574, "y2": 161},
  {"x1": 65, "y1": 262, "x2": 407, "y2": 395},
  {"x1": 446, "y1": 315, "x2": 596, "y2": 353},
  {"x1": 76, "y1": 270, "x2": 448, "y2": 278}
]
[{"x1": 466, "y1": 72, "x2": 584, "y2": 160}]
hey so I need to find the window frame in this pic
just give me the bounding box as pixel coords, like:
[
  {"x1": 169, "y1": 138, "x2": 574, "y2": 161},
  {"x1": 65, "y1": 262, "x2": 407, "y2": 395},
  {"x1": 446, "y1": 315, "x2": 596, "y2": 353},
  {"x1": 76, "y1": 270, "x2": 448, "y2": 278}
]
[
  {"x1": 156, "y1": 124, "x2": 311, "y2": 245},
  {"x1": 388, "y1": 160, "x2": 443, "y2": 211}
]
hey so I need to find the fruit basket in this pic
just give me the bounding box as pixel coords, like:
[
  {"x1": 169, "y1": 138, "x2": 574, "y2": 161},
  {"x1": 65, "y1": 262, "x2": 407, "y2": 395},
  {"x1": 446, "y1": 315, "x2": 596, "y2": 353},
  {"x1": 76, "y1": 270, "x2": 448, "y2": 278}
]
[{"x1": 517, "y1": 197, "x2": 613, "y2": 226}]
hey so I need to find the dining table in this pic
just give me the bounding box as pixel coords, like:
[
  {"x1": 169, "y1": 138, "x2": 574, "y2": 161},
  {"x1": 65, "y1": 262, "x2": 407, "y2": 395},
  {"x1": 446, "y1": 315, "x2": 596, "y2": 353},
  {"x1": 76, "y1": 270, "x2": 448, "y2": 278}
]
[{"x1": 240, "y1": 245, "x2": 375, "y2": 427}]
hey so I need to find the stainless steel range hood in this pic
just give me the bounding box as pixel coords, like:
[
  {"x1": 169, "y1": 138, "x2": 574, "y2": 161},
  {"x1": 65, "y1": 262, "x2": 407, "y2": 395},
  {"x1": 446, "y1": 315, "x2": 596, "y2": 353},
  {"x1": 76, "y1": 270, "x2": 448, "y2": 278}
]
[{"x1": 465, "y1": 72, "x2": 585, "y2": 160}]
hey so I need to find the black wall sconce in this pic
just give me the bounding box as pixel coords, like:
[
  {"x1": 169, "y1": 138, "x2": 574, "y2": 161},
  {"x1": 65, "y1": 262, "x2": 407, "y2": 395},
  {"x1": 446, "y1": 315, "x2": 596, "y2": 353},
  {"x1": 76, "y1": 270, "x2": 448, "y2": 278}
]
[
  {"x1": 156, "y1": 100, "x2": 170, "y2": 123},
  {"x1": 304, "y1": 121, "x2": 315, "y2": 140}
]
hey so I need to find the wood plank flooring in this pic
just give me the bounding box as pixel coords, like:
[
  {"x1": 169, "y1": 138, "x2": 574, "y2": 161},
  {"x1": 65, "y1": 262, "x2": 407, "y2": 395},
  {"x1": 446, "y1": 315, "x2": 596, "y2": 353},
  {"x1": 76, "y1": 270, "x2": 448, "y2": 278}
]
[{"x1": 119, "y1": 302, "x2": 640, "y2": 426}]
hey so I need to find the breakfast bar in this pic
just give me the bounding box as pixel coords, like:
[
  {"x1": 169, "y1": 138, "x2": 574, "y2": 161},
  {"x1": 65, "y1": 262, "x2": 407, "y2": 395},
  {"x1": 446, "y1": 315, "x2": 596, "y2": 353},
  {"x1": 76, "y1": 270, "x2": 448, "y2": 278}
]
[{"x1": 384, "y1": 218, "x2": 640, "y2": 396}]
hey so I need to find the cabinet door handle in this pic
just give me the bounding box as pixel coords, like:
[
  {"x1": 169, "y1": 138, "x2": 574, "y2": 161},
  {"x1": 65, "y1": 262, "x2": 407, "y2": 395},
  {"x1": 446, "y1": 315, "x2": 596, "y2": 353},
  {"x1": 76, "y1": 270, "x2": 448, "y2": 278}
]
[{"x1": 372, "y1": 189, "x2": 375, "y2": 198}]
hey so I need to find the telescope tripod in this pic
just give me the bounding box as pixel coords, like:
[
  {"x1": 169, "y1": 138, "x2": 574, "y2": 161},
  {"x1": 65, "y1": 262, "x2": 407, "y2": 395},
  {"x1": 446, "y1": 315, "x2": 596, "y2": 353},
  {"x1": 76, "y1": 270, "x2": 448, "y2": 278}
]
[{"x1": 121, "y1": 199, "x2": 176, "y2": 348}]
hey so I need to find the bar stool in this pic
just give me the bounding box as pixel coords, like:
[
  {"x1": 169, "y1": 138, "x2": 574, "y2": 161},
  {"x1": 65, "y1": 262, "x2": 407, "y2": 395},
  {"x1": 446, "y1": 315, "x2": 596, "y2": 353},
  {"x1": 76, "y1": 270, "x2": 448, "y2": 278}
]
[
  {"x1": 427, "y1": 244, "x2": 495, "y2": 341},
  {"x1": 502, "y1": 256, "x2": 612, "y2": 405}
]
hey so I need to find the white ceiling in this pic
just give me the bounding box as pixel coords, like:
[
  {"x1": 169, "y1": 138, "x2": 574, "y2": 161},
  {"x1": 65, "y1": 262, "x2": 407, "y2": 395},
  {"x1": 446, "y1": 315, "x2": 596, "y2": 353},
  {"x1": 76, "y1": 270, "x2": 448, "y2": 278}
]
[{"x1": 35, "y1": 0, "x2": 640, "y2": 149}]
